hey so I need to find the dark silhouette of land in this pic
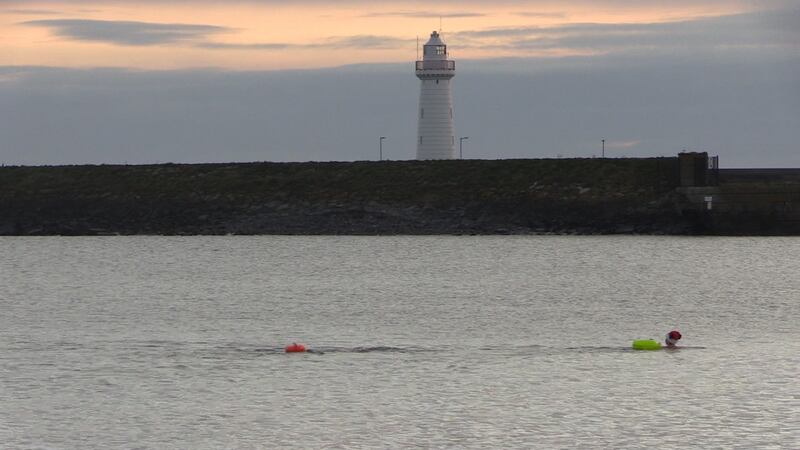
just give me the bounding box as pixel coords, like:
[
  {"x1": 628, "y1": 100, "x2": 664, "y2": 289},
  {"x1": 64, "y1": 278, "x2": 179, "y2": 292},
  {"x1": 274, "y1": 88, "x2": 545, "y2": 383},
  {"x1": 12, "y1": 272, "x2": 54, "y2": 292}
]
[{"x1": 1, "y1": 157, "x2": 798, "y2": 235}]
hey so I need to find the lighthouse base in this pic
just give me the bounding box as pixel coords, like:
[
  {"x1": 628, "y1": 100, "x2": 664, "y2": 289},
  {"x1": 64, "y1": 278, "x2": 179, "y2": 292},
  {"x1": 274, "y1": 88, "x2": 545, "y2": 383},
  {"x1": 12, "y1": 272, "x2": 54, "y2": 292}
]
[{"x1": 416, "y1": 78, "x2": 455, "y2": 160}]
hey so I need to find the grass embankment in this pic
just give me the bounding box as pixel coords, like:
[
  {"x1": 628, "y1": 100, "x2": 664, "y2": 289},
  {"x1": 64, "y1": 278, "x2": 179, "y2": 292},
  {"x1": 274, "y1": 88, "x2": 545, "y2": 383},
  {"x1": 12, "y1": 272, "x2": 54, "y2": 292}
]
[{"x1": 0, "y1": 158, "x2": 683, "y2": 235}]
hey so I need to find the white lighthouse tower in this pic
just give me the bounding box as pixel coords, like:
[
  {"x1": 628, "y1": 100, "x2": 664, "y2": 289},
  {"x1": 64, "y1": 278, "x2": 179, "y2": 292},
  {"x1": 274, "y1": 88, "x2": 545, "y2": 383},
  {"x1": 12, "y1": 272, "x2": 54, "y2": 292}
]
[{"x1": 415, "y1": 31, "x2": 456, "y2": 159}]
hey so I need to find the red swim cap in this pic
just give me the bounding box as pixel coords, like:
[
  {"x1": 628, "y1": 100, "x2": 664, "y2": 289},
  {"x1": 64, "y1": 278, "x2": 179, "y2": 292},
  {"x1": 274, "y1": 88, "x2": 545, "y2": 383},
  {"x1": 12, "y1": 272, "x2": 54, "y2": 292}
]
[{"x1": 668, "y1": 330, "x2": 682, "y2": 340}]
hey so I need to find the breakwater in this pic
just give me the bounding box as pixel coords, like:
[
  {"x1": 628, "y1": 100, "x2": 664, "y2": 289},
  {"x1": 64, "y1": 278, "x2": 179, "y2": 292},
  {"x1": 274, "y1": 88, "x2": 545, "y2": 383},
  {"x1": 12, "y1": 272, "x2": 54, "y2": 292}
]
[{"x1": 1, "y1": 158, "x2": 798, "y2": 235}]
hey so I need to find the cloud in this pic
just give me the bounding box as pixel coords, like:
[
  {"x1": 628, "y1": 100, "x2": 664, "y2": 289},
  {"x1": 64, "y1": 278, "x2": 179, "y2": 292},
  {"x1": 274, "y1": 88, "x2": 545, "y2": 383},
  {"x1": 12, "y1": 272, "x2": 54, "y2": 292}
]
[
  {"x1": 7, "y1": 9, "x2": 60, "y2": 15},
  {"x1": 198, "y1": 35, "x2": 412, "y2": 51},
  {"x1": 361, "y1": 11, "x2": 485, "y2": 18},
  {"x1": 2, "y1": 51, "x2": 798, "y2": 167},
  {"x1": 196, "y1": 42, "x2": 292, "y2": 50},
  {"x1": 606, "y1": 140, "x2": 641, "y2": 150},
  {"x1": 22, "y1": 18, "x2": 231, "y2": 46},
  {"x1": 21, "y1": 18, "x2": 412, "y2": 51},
  {"x1": 16, "y1": 5, "x2": 799, "y2": 56},
  {"x1": 454, "y1": 9, "x2": 800, "y2": 54},
  {"x1": 513, "y1": 12, "x2": 567, "y2": 19},
  {"x1": 319, "y1": 35, "x2": 414, "y2": 49}
]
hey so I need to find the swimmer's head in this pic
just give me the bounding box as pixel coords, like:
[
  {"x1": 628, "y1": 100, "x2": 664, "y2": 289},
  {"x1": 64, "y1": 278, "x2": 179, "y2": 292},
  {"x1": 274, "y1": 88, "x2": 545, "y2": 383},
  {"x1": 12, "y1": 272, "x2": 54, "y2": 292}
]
[{"x1": 665, "y1": 330, "x2": 682, "y2": 346}]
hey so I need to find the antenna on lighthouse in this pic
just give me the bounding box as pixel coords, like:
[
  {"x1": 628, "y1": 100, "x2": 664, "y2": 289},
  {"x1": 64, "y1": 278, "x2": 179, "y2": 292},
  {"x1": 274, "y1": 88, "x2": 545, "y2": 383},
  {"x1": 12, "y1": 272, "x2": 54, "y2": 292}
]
[
  {"x1": 439, "y1": 16, "x2": 442, "y2": 33},
  {"x1": 416, "y1": 35, "x2": 419, "y2": 60}
]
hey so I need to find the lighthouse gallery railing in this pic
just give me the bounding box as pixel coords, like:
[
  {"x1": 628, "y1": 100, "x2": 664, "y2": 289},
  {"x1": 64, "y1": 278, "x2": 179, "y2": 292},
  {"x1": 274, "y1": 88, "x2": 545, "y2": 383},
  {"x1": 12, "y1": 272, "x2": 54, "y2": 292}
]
[{"x1": 415, "y1": 60, "x2": 455, "y2": 70}]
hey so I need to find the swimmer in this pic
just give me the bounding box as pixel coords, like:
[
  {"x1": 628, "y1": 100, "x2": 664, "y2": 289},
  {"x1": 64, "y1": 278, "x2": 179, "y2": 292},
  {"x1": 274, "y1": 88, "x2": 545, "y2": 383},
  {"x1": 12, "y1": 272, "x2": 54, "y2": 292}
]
[{"x1": 664, "y1": 330, "x2": 682, "y2": 348}]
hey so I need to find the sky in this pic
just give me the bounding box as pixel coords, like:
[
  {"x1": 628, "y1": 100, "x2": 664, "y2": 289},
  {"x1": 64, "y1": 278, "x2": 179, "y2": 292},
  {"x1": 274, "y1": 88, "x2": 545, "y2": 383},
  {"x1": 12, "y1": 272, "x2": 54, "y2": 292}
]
[{"x1": 1, "y1": 0, "x2": 798, "y2": 167}]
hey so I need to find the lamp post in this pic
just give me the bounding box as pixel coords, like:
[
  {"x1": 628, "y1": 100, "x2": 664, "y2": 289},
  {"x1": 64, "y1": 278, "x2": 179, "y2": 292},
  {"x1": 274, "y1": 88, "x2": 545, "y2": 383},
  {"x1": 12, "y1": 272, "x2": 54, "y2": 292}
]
[
  {"x1": 459, "y1": 136, "x2": 469, "y2": 159},
  {"x1": 602, "y1": 139, "x2": 605, "y2": 158},
  {"x1": 379, "y1": 136, "x2": 386, "y2": 161}
]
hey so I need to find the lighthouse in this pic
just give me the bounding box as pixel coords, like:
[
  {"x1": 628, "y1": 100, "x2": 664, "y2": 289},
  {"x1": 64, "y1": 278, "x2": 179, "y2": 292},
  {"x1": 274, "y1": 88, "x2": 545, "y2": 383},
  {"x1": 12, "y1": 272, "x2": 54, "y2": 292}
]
[{"x1": 415, "y1": 31, "x2": 456, "y2": 159}]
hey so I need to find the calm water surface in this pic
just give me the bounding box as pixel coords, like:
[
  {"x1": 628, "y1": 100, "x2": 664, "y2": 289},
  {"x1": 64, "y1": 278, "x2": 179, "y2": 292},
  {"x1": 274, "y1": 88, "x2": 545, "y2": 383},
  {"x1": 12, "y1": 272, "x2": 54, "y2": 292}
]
[{"x1": 1, "y1": 236, "x2": 798, "y2": 449}]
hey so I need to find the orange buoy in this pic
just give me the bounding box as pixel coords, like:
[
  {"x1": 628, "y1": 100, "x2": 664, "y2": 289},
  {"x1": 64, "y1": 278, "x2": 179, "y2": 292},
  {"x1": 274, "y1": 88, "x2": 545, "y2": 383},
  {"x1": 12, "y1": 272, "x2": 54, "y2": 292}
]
[{"x1": 285, "y1": 343, "x2": 306, "y2": 353}]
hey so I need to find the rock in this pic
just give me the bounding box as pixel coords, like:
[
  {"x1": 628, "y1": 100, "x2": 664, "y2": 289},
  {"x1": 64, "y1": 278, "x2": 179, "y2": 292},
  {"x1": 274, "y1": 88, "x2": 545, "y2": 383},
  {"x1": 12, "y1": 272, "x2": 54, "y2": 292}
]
[{"x1": 0, "y1": 222, "x2": 15, "y2": 235}]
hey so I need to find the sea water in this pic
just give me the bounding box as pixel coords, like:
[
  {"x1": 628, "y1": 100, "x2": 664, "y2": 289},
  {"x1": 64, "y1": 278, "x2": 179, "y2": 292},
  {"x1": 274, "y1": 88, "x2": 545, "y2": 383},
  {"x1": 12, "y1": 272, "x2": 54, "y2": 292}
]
[{"x1": 1, "y1": 236, "x2": 798, "y2": 449}]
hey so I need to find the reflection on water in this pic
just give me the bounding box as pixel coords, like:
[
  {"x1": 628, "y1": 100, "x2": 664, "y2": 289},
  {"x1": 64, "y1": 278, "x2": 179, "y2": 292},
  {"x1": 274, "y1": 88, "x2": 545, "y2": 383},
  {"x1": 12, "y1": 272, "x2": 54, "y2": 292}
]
[{"x1": 1, "y1": 236, "x2": 798, "y2": 448}]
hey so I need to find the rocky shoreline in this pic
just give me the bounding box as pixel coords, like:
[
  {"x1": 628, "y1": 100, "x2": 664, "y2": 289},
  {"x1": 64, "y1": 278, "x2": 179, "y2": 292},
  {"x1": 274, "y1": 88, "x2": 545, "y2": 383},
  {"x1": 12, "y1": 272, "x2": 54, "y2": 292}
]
[
  {"x1": 2, "y1": 158, "x2": 794, "y2": 236},
  {"x1": 1, "y1": 197, "x2": 694, "y2": 236}
]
